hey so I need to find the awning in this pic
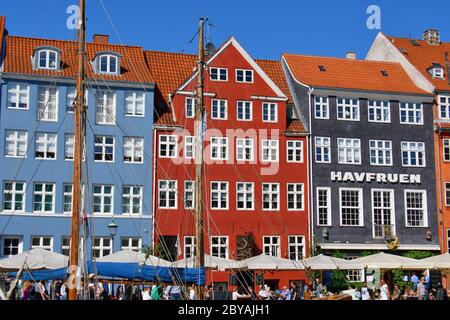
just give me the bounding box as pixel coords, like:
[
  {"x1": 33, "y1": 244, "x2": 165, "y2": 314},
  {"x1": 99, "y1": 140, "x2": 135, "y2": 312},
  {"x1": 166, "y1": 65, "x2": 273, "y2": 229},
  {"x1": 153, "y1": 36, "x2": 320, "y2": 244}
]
[
  {"x1": 96, "y1": 250, "x2": 171, "y2": 267},
  {"x1": 0, "y1": 249, "x2": 68, "y2": 272},
  {"x1": 352, "y1": 252, "x2": 431, "y2": 269},
  {"x1": 171, "y1": 255, "x2": 242, "y2": 270},
  {"x1": 303, "y1": 254, "x2": 363, "y2": 270},
  {"x1": 240, "y1": 254, "x2": 304, "y2": 270},
  {"x1": 421, "y1": 253, "x2": 450, "y2": 269}
]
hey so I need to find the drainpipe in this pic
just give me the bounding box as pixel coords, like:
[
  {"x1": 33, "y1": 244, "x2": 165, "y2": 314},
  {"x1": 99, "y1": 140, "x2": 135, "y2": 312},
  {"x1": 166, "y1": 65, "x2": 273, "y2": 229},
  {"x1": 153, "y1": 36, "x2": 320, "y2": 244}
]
[
  {"x1": 307, "y1": 86, "x2": 315, "y2": 256},
  {"x1": 152, "y1": 128, "x2": 157, "y2": 251}
]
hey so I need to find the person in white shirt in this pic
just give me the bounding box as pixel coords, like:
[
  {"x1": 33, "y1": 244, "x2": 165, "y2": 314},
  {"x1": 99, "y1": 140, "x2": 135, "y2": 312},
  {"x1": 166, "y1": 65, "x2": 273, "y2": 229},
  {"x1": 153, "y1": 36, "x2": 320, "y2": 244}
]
[
  {"x1": 380, "y1": 279, "x2": 390, "y2": 300},
  {"x1": 258, "y1": 285, "x2": 271, "y2": 300},
  {"x1": 361, "y1": 283, "x2": 371, "y2": 300},
  {"x1": 141, "y1": 287, "x2": 151, "y2": 301},
  {"x1": 189, "y1": 284, "x2": 196, "y2": 300},
  {"x1": 60, "y1": 282, "x2": 68, "y2": 300},
  {"x1": 232, "y1": 287, "x2": 249, "y2": 300}
]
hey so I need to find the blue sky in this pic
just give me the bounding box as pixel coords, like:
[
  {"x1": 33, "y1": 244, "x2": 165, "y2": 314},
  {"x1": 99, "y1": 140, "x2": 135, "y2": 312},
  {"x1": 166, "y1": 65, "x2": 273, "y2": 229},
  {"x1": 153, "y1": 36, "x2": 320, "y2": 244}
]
[{"x1": 1, "y1": 0, "x2": 449, "y2": 60}]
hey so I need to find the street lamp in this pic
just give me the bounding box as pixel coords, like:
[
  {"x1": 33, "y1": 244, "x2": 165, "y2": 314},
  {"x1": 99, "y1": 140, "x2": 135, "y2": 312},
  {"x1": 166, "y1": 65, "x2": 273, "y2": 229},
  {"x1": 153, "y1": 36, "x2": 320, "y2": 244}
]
[{"x1": 108, "y1": 217, "x2": 118, "y2": 299}]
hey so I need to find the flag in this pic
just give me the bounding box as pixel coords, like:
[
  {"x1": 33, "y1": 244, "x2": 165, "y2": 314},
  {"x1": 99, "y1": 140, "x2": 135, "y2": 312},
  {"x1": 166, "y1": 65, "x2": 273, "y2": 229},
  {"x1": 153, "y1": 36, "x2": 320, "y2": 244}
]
[{"x1": 82, "y1": 210, "x2": 89, "y2": 239}]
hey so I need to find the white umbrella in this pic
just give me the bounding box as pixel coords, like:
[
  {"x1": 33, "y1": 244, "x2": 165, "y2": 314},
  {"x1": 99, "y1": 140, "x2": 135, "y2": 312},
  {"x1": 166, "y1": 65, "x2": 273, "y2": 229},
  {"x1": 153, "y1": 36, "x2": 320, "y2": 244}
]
[
  {"x1": 171, "y1": 255, "x2": 241, "y2": 270},
  {"x1": 145, "y1": 255, "x2": 172, "y2": 267},
  {"x1": 421, "y1": 253, "x2": 450, "y2": 269},
  {"x1": 96, "y1": 250, "x2": 146, "y2": 264},
  {"x1": 352, "y1": 252, "x2": 428, "y2": 269},
  {"x1": 240, "y1": 254, "x2": 303, "y2": 270},
  {"x1": 0, "y1": 248, "x2": 68, "y2": 272},
  {"x1": 303, "y1": 254, "x2": 363, "y2": 270}
]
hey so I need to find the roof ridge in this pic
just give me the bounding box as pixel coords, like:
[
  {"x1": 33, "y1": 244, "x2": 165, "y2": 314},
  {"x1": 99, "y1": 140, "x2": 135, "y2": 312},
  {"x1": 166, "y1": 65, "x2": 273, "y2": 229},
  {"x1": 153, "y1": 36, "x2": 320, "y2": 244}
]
[
  {"x1": 386, "y1": 34, "x2": 450, "y2": 46},
  {"x1": 144, "y1": 49, "x2": 196, "y2": 57},
  {"x1": 283, "y1": 52, "x2": 405, "y2": 66}
]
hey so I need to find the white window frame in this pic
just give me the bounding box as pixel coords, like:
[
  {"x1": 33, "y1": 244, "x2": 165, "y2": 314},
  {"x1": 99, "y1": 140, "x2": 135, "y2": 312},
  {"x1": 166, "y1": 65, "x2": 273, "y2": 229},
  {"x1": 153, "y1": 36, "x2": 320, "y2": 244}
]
[
  {"x1": 35, "y1": 132, "x2": 57, "y2": 160},
  {"x1": 92, "y1": 237, "x2": 113, "y2": 258},
  {"x1": 337, "y1": 98, "x2": 360, "y2": 121},
  {"x1": 37, "y1": 49, "x2": 58, "y2": 70},
  {"x1": 98, "y1": 54, "x2": 118, "y2": 75},
  {"x1": 184, "y1": 236, "x2": 196, "y2": 259},
  {"x1": 316, "y1": 187, "x2": 331, "y2": 227},
  {"x1": 184, "y1": 136, "x2": 195, "y2": 159},
  {"x1": 209, "y1": 67, "x2": 228, "y2": 81},
  {"x1": 339, "y1": 188, "x2": 364, "y2": 227},
  {"x1": 288, "y1": 235, "x2": 305, "y2": 261},
  {"x1": 122, "y1": 185, "x2": 143, "y2": 215},
  {"x1": 404, "y1": 190, "x2": 428, "y2": 228},
  {"x1": 125, "y1": 91, "x2": 145, "y2": 117},
  {"x1": 287, "y1": 183, "x2": 304, "y2": 211},
  {"x1": 287, "y1": 140, "x2": 303, "y2": 163},
  {"x1": 93, "y1": 185, "x2": 114, "y2": 215},
  {"x1": 439, "y1": 96, "x2": 450, "y2": 121},
  {"x1": 237, "y1": 101, "x2": 252, "y2": 121},
  {"x1": 7, "y1": 84, "x2": 29, "y2": 110},
  {"x1": 338, "y1": 138, "x2": 361, "y2": 165},
  {"x1": 400, "y1": 103, "x2": 424, "y2": 125},
  {"x1": 37, "y1": 86, "x2": 58, "y2": 122},
  {"x1": 315, "y1": 137, "x2": 331, "y2": 163},
  {"x1": 432, "y1": 68, "x2": 444, "y2": 79},
  {"x1": 445, "y1": 182, "x2": 450, "y2": 207},
  {"x1": 1, "y1": 237, "x2": 23, "y2": 257},
  {"x1": 211, "y1": 99, "x2": 228, "y2": 120},
  {"x1": 95, "y1": 91, "x2": 116, "y2": 125},
  {"x1": 236, "y1": 182, "x2": 254, "y2": 210},
  {"x1": 3, "y1": 181, "x2": 26, "y2": 213},
  {"x1": 235, "y1": 69, "x2": 253, "y2": 83},
  {"x1": 66, "y1": 87, "x2": 88, "y2": 113},
  {"x1": 371, "y1": 189, "x2": 396, "y2": 239},
  {"x1": 262, "y1": 183, "x2": 280, "y2": 211},
  {"x1": 184, "y1": 181, "x2": 195, "y2": 210},
  {"x1": 185, "y1": 97, "x2": 195, "y2": 118},
  {"x1": 210, "y1": 181, "x2": 229, "y2": 210},
  {"x1": 263, "y1": 236, "x2": 280, "y2": 258},
  {"x1": 120, "y1": 238, "x2": 142, "y2": 252},
  {"x1": 369, "y1": 140, "x2": 393, "y2": 166},
  {"x1": 159, "y1": 135, "x2": 177, "y2": 158},
  {"x1": 401, "y1": 141, "x2": 426, "y2": 167},
  {"x1": 31, "y1": 236, "x2": 53, "y2": 251},
  {"x1": 368, "y1": 100, "x2": 391, "y2": 123},
  {"x1": 123, "y1": 137, "x2": 144, "y2": 164},
  {"x1": 33, "y1": 183, "x2": 55, "y2": 214},
  {"x1": 210, "y1": 236, "x2": 228, "y2": 259},
  {"x1": 64, "y1": 134, "x2": 74, "y2": 161},
  {"x1": 94, "y1": 136, "x2": 115, "y2": 163},
  {"x1": 63, "y1": 184, "x2": 73, "y2": 214},
  {"x1": 5, "y1": 130, "x2": 27, "y2": 158},
  {"x1": 444, "y1": 139, "x2": 450, "y2": 162},
  {"x1": 262, "y1": 102, "x2": 278, "y2": 123},
  {"x1": 210, "y1": 137, "x2": 228, "y2": 161},
  {"x1": 236, "y1": 138, "x2": 254, "y2": 162},
  {"x1": 158, "y1": 180, "x2": 177, "y2": 209},
  {"x1": 261, "y1": 139, "x2": 279, "y2": 162},
  {"x1": 314, "y1": 96, "x2": 329, "y2": 119}
]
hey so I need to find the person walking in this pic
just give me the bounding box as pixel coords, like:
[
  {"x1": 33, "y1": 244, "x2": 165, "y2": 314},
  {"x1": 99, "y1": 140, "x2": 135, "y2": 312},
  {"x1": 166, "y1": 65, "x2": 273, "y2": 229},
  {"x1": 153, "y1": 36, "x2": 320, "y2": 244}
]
[{"x1": 417, "y1": 277, "x2": 427, "y2": 300}]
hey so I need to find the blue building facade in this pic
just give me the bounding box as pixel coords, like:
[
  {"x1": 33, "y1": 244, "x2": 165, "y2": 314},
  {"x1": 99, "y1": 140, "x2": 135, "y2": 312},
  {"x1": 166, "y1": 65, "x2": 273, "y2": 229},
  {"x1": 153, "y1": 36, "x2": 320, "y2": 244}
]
[{"x1": 0, "y1": 27, "x2": 154, "y2": 260}]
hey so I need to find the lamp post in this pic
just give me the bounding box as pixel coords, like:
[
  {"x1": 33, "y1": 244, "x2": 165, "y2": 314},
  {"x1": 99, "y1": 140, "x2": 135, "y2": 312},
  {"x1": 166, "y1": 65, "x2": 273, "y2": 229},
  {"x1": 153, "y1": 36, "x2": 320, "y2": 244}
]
[{"x1": 108, "y1": 217, "x2": 118, "y2": 299}]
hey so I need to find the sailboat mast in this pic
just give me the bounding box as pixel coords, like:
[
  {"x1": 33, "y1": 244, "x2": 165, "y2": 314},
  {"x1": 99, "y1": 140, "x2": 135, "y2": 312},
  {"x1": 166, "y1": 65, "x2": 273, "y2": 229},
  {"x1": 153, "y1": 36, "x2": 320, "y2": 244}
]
[
  {"x1": 194, "y1": 17, "x2": 205, "y2": 300},
  {"x1": 69, "y1": 0, "x2": 86, "y2": 301}
]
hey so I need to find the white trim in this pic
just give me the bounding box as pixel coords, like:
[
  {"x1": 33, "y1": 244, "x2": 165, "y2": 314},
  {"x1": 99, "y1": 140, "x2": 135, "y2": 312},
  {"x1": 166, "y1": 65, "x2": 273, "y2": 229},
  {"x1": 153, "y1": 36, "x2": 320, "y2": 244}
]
[
  {"x1": 157, "y1": 180, "x2": 178, "y2": 210},
  {"x1": 158, "y1": 134, "x2": 178, "y2": 159},
  {"x1": 404, "y1": 189, "x2": 428, "y2": 228},
  {"x1": 443, "y1": 139, "x2": 450, "y2": 162},
  {"x1": 94, "y1": 135, "x2": 115, "y2": 163},
  {"x1": 400, "y1": 141, "x2": 426, "y2": 167},
  {"x1": 286, "y1": 183, "x2": 305, "y2": 211},
  {"x1": 368, "y1": 100, "x2": 391, "y2": 123},
  {"x1": 0, "y1": 212, "x2": 151, "y2": 219},
  {"x1": 210, "y1": 136, "x2": 229, "y2": 161},
  {"x1": 314, "y1": 96, "x2": 330, "y2": 120},
  {"x1": 370, "y1": 189, "x2": 396, "y2": 239},
  {"x1": 286, "y1": 140, "x2": 304, "y2": 163},
  {"x1": 369, "y1": 139, "x2": 393, "y2": 166},
  {"x1": 236, "y1": 182, "x2": 255, "y2": 211},
  {"x1": 210, "y1": 235, "x2": 229, "y2": 259},
  {"x1": 337, "y1": 137, "x2": 362, "y2": 165},
  {"x1": 287, "y1": 235, "x2": 306, "y2": 261},
  {"x1": 209, "y1": 67, "x2": 228, "y2": 82},
  {"x1": 236, "y1": 138, "x2": 254, "y2": 162},
  {"x1": 92, "y1": 184, "x2": 115, "y2": 215},
  {"x1": 339, "y1": 187, "x2": 364, "y2": 227},
  {"x1": 236, "y1": 100, "x2": 253, "y2": 121},
  {"x1": 262, "y1": 102, "x2": 278, "y2": 123},
  {"x1": 250, "y1": 96, "x2": 288, "y2": 102},
  {"x1": 211, "y1": 99, "x2": 228, "y2": 120},
  {"x1": 262, "y1": 235, "x2": 281, "y2": 258},
  {"x1": 262, "y1": 182, "x2": 280, "y2": 211},
  {"x1": 2, "y1": 181, "x2": 26, "y2": 213},
  {"x1": 235, "y1": 69, "x2": 254, "y2": 83},
  {"x1": 261, "y1": 139, "x2": 279, "y2": 163},
  {"x1": 336, "y1": 98, "x2": 360, "y2": 122},
  {"x1": 316, "y1": 187, "x2": 331, "y2": 227},
  {"x1": 399, "y1": 102, "x2": 424, "y2": 126},
  {"x1": 314, "y1": 136, "x2": 331, "y2": 164},
  {"x1": 318, "y1": 243, "x2": 440, "y2": 251},
  {"x1": 210, "y1": 181, "x2": 229, "y2": 210}
]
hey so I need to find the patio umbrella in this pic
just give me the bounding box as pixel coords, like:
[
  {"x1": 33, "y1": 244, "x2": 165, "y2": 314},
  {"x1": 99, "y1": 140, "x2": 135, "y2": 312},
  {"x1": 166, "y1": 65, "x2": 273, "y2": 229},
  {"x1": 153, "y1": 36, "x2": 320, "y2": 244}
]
[
  {"x1": 303, "y1": 254, "x2": 363, "y2": 270},
  {"x1": 352, "y1": 252, "x2": 429, "y2": 270},
  {"x1": 421, "y1": 253, "x2": 450, "y2": 269},
  {"x1": 96, "y1": 250, "x2": 147, "y2": 265},
  {"x1": 171, "y1": 255, "x2": 241, "y2": 270},
  {"x1": 240, "y1": 254, "x2": 304, "y2": 270},
  {"x1": 0, "y1": 248, "x2": 68, "y2": 272}
]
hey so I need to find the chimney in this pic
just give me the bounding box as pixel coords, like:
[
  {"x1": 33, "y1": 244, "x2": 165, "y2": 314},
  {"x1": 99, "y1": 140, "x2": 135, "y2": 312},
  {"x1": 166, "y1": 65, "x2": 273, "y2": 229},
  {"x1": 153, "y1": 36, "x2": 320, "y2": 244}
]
[
  {"x1": 423, "y1": 29, "x2": 440, "y2": 45},
  {"x1": 346, "y1": 52, "x2": 356, "y2": 60},
  {"x1": 93, "y1": 34, "x2": 109, "y2": 44}
]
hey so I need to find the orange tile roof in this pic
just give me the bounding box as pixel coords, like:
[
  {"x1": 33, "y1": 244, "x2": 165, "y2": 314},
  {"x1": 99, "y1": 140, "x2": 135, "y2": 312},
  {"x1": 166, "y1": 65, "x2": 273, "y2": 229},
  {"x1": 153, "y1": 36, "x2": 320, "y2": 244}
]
[
  {"x1": 2, "y1": 35, "x2": 154, "y2": 84},
  {"x1": 283, "y1": 53, "x2": 430, "y2": 95},
  {"x1": 286, "y1": 119, "x2": 306, "y2": 133},
  {"x1": 256, "y1": 59, "x2": 293, "y2": 103},
  {"x1": 384, "y1": 34, "x2": 450, "y2": 92}
]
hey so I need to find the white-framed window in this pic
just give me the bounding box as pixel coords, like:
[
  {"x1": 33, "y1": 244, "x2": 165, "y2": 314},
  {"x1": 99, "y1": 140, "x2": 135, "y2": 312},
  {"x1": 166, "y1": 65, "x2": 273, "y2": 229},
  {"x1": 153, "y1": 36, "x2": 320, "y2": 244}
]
[
  {"x1": 158, "y1": 180, "x2": 177, "y2": 209},
  {"x1": 210, "y1": 181, "x2": 228, "y2": 210},
  {"x1": 125, "y1": 91, "x2": 145, "y2": 117},
  {"x1": 7, "y1": 84, "x2": 29, "y2": 109},
  {"x1": 35, "y1": 133, "x2": 57, "y2": 160},
  {"x1": 439, "y1": 96, "x2": 450, "y2": 121},
  {"x1": 401, "y1": 141, "x2": 425, "y2": 167},
  {"x1": 432, "y1": 68, "x2": 444, "y2": 78},
  {"x1": 159, "y1": 135, "x2": 177, "y2": 158},
  {"x1": 314, "y1": 96, "x2": 329, "y2": 119},
  {"x1": 184, "y1": 236, "x2": 196, "y2": 259},
  {"x1": 31, "y1": 236, "x2": 53, "y2": 251},
  {"x1": 5, "y1": 130, "x2": 27, "y2": 158},
  {"x1": 405, "y1": 190, "x2": 428, "y2": 227},
  {"x1": 236, "y1": 182, "x2": 254, "y2": 210},
  {"x1": 37, "y1": 49, "x2": 58, "y2": 70},
  {"x1": 263, "y1": 236, "x2": 280, "y2": 257},
  {"x1": 3, "y1": 181, "x2": 25, "y2": 212},
  {"x1": 95, "y1": 91, "x2": 116, "y2": 125},
  {"x1": 184, "y1": 181, "x2": 195, "y2": 209},
  {"x1": 372, "y1": 189, "x2": 395, "y2": 239},
  {"x1": 37, "y1": 86, "x2": 58, "y2": 122},
  {"x1": 444, "y1": 139, "x2": 450, "y2": 162},
  {"x1": 445, "y1": 182, "x2": 450, "y2": 207},
  {"x1": 287, "y1": 140, "x2": 303, "y2": 163},
  {"x1": 288, "y1": 235, "x2": 305, "y2": 260},
  {"x1": 400, "y1": 103, "x2": 423, "y2": 125},
  {"x1": 64, "y1": 134, "x2": 74, "y2": 160},
  {"x1": 317, "y1": 187, "x2": 331, "y2": 226},
  {"x1": 98, "y1": 54, "x2": 118, "y2": 75},
  {"x1": 122, "y1": 186, "x2": 143, "y2": 215},
  {"x1": 66, "y1": 87, "x2": 88, "y2": 113},
  {"x1": 93, "y1": 185, "x2": 114, "y2": 214},
  {"x1": 447, "y1": 230, "x2": 450, "y2": 254},
  {"x1": 2, "y1": 237, "x2": 22, "y2": 257},
  {"x1": 211, "y1": 99, "x2": 227, "y2": 120},
  {"x1": 61, "y1": 237, "x2": 85, "y2": 256},
  {"x1": 123, "y1": 137, "x2": 144, "y2": 163},
  {"x1": 368, "y1": 100, "x2": 390, "y2": 123},
  {"x1": 63, "y1": 184, "x2": 73, "y2": 214},
  {"x1": 236, "y1": 69, "x2": 253, "y2": 83},
  {"x1": 262, "y1": 103, "x2": 278, "y2": 122},
  {"x1": 261, "y1": 139, "x2": 279, "y2": 162},
  {"x1": 209, "y1": 67, "x2": 228, "y2": 81},
  {"x1": 337, "y1": 98, "x2": 360, "y2": 121},
  {"x1": 185, "y1": 97, "x2": 195, "y2": 118},
  {"x1": 236, "y1": 138, "x2": 254, "y2": 162},
  {"x1": 338, "y1": 138, "x2": 361, "y2": 165},
  {"x1": 94, "y1": 136, "x2": 115, "y2": 162},
  {"x1": 237, "y1": 101, "x2": 252, "y2": 121},
  {"x1": 315, "y1": 137, "x2": 331, "y2": 163},
  {"x1": 33, "y1": 183, "x2": 55, "y2": 213},
  {"x1": 184, "y1": 136, "x2": 195, "y2": 159},
  {"x1": 345, "y1": 257, "x2": 364, "y2": 283},
  {"x1": 340, "y1": 188, "x2": 363, "y2": 227},
  {"x1": 262, "y1": 183, "x2": 279, "y2": 211},
  {"x1": 287, "y1": 183, "x2": 304, "y2": 211},
  {"x1": 92, "y1": 237, "x2": 112, "y2": 258},
  {"x1": 369, "y1": 140, "x2": 393, "y2": 166},
  {"x1": 210, "y1": 137, "x2": 228, "y2": 160},
  {"x1": 121, "y1": 238, "x2": 142, "y2": 252},
  {"x1": 210, "y1": 236, "x2": 228, "y2": 259}
]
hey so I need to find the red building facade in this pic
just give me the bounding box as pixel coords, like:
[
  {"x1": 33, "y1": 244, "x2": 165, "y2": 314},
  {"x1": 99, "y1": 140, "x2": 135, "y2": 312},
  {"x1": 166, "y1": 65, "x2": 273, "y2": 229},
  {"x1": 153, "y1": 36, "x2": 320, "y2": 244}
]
[{"x1": 146, "y1": 38, "x2": 309, "y2": 290}]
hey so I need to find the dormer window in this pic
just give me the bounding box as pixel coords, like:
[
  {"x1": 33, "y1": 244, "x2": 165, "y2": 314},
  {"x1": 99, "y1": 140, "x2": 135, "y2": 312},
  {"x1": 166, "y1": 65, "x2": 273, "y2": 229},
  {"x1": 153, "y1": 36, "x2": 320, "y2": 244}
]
[
  {"x1": 94, "y1": 52, "x2": 121, "y2": 75},
  {"x1": 34, "y1": 47, "x2": 61, "y2": 70},
  {"x1": 429, "y1": 63, "x2": 445, "y2": 79}
]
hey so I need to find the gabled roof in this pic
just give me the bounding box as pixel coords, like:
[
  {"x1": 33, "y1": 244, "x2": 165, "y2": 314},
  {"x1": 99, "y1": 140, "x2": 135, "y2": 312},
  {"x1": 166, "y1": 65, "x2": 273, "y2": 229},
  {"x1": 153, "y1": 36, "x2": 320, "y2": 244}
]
[
  {"x1": 256, "y1": 59, "x2": 293, "y2": 104},
  {"x1": 2, "y1": 35, "x2": 154, "y2": 84},
  {"x1": 383, "y1": 34, "x2": 450, "y2": 91},
  {"x1": 282, "y1": 53, "x2": 430, "y2": 95}
]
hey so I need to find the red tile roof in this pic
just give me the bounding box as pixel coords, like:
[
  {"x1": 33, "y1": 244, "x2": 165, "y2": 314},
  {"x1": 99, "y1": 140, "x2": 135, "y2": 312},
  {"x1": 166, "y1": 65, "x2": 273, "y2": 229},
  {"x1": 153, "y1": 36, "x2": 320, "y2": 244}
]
[
  {"x1": 256, "y1": 59, "x2": 293, "y2": 104},
  {"x1": 2, "y1": 35, "x2": 154, "y2": 84},
  {"x1": 384, "y1": 34, "x2": 450, "y2": 92},
  {"x1": 286, "y1": 119, "x2": 306, "y2": 133},
  {"x1": 283, "y1": 53, "x2": 430, "y2": 95}
]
